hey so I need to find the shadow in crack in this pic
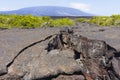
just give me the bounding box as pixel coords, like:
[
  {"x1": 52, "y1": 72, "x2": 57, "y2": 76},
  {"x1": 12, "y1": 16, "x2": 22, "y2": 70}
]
[
  {"x1": 114, "y1": 51, "x2": 120, "y2": 57},
  {"x1": 74, "y1": 50, "x2": 80, "y2": 60}
]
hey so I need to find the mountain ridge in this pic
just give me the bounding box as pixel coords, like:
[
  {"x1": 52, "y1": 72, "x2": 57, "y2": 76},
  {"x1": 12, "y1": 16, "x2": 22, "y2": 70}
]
[{"x1": 0, "y1": 6, "x2": 93, "y2": 16}]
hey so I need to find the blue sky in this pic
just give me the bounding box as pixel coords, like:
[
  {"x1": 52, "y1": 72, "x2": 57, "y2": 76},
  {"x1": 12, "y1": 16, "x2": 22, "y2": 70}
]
[{"x1": 0, "y1": 0, "x2": 120, "y2": 15}]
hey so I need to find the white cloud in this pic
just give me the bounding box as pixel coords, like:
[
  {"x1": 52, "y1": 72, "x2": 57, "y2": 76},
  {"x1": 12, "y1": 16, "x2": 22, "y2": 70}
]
[
  {"x1": 69, "y1": 2, "x2": 90, "y2": 11},
  {"x1": 0, "y1": 8, "x2": 15, "y2": 11},
  {"x1": 0, "y1": 8, "x2": 9, "y2": 11}
]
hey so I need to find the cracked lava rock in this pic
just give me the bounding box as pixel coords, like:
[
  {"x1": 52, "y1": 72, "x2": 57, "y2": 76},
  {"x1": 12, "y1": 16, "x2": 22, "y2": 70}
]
[{"x1": 0, "y1": 27, "x2": 120, "y2": 80}]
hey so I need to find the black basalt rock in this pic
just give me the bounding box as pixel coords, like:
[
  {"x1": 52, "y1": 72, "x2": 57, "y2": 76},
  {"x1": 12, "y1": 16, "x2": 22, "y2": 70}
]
[{"x1": 46, "y1": 28, "x2": 120, "y2": 80}]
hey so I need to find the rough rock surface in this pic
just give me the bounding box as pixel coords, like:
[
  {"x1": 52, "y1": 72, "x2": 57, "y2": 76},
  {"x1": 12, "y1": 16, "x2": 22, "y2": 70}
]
[
  {"x1": 0, "y1": 28, "x2": 59, "y2": 76},
  {"x1": 53, "y1": 75, "x2": 85, "y2": 80},
  {"x1": 0, "y1": 23, "x2": 120, "y2": 80}
]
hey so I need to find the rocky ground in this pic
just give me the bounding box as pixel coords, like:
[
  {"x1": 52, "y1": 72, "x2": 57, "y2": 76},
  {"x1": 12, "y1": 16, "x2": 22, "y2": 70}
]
[{"x1": 0, "y1": 23, "x2": 120, "y2": 80}]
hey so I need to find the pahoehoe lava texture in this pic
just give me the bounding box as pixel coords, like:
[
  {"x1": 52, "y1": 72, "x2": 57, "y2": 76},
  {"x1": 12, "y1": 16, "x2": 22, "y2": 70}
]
[{"x1": 0, "y1": 25, "x2": 120, "y2": 80}]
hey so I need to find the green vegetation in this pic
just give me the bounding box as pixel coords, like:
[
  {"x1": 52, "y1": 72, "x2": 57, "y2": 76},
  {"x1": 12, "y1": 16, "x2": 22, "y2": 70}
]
[
  {"x1": 77, "y1": 15, "x2": 120, "y2": 27},
  {"x1": 77, "y1": 18, "x2": 87, "y2": 23},
  {"x1": 0, "y1": 14, "x2": 75, "y2": 29},
  {"x1": 1, "y1": 14, "x2": 120, "y2": 29},
  {"x1": 51, "y1": 18, "x2": 75, "y2": 27}
]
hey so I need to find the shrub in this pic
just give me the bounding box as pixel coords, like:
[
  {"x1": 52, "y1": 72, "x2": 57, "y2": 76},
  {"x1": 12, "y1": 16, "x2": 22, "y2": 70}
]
[
  {"x1": 79, "y1": 15, "x2": 120, "y2": 27},
  {"x1": 0, "y1": 14, "x2": 75, "y2": 29},
  {"x1": 51, "y1": 18, "x2": 75, "y2": 27},
  {"x1": 77, "y1": 18, "x2": 87, "y2": 23}
]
